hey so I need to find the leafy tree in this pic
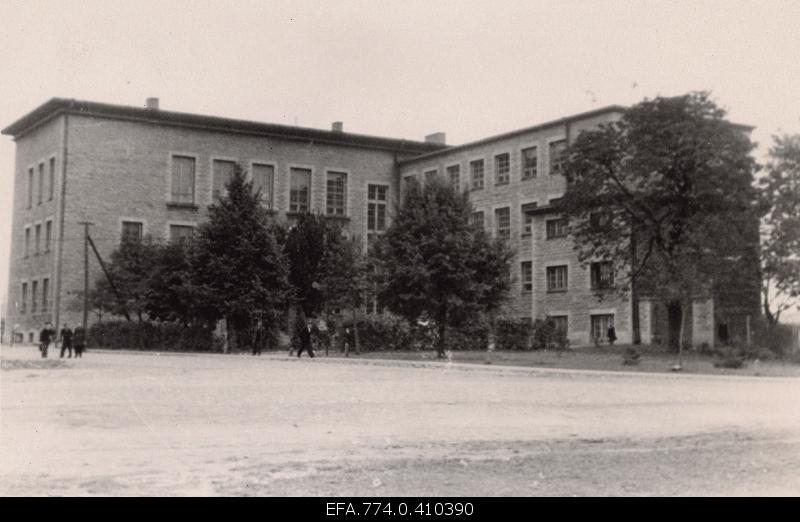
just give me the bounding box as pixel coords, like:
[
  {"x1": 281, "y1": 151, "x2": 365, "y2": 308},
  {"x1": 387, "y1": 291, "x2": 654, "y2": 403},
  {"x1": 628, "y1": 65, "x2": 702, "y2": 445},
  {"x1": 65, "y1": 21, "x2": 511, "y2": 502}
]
[
  {"x1": 144, "y1": 240, "x2": 208, "y2": 326},
  {"x1": 561, "y1": 92, "x2": 760, "y2": 359},
  {"x1": 372, "y1": 178, "x2": 514, "y2": 358},
  {"x1": 191, "y1": 164, "x2": 292, "y2": 351},
  {"x1": 760, "y1": 134, "x2": 800, "y2": 324}
]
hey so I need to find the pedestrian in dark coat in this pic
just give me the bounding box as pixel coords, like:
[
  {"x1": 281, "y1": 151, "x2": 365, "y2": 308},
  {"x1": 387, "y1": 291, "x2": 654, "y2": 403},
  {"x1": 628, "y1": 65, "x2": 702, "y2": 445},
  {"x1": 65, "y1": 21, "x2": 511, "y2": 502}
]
[
  {"x1": 607, "y1": 325, "x2": 617, "y2": 345},
  {"x1": 73, "y1": 324, "x2": 86, "y2": 358},
  {"x1": 296, "y1": 316, "x2": 315, "y2": 358},
  {"x1": 59, "y1": 323, "x2": 74, "y2": 358},
  {"x1": 39, "y1": 322, "x2": 55, "y2": 358}
]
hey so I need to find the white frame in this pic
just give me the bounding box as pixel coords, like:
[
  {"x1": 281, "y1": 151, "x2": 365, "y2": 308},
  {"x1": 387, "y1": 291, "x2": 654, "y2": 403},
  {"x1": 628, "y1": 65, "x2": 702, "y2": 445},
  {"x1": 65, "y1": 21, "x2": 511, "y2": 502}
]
[
  {"x1": 118, "y1": 217, "x2": 148, "y2": 241},
  {"x1": 365, "y1": 180, "x2": 390, "y2": 235},
  {"x1": 445, "y1": 162, "x2": 462, "y2": 190},
  {"x1": 519, "y1": 142, "x2": 539, "y2": 180},
  {"x1": 165, "y1": 221, "x2": 197, "y2": 242},
  {"x1": 249, "y1": 159, "x2": 278, "y2": 210},
  {"x1": 323, "y1": 167, "x2": 351, "y2": 217},
  {"x1": 167, "y1": 151, "x2": 200, "y2": 204},
  {"x1": 468, "y1": 156, "x2": 487, "y2": 190},
  {"x1": 286, "y1": 163, "x2": 315, "y2": 213},
  {"x1": 209, "y1": 155, "x2": 239, "y2": 203},
  {"x1": 546, "y1": 135, "x2": 567, "y2": 176},
  {"x1": 492, "y1": 149, "x2": 512, "y2": 186}
]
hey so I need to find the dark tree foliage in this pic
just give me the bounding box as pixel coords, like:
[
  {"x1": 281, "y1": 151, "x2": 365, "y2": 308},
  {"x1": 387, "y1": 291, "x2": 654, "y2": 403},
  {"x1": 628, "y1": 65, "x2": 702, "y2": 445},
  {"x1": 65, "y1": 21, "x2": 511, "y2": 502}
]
[
  {"x1": 191, "y1": 164, "x2": 292, "y2": 348},
  {"x1": 144, "y1": 240, "x2": 207, "y2": 326},
  {"x1": 760, "y1": 134, "x2": 800, "y2": 324},
  {"x1": 372, "y1": 178, "x2": 514, "y2": 358}
]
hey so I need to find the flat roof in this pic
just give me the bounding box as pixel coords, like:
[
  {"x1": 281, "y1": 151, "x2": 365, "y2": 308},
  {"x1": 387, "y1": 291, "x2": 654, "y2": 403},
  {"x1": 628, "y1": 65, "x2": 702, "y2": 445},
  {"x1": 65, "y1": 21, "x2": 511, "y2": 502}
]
[{"x1": 2, "y1": 98, "x2": 449, "y2": 154}]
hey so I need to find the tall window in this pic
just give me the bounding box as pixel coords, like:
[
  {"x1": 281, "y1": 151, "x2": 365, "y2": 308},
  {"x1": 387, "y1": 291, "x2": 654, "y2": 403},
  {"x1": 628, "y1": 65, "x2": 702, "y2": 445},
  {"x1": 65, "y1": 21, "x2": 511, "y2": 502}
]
[
  {"x1": 546, "y1": 265, "x2": 568, "y2": 292},
  {"x1": 21, "y1": 282, "x2": 28, "y2": 313},
  {"x1": 470, "y1": 159, "x2": 484, "y2": 190},
  {"x1": 549, "y1": 140, "x2": 567, "y2": 175},
  {"x1": 471, "y1": 211, "x2": 484, "y2": 229},
  {"x1": 42, "y1": 278, "x2": 49, "y2": 312},
  {"x1": 424, "y1": 169, "x2": 438, "y2": 184},
  {"x1": 590, "y1": 261, "x2": 614, "y2": 290},
  {"x1": 31, "y1": 280, "x2": 38, "y2": 313},
  {"x1": 591, "y1": 314, "x2": 614, "y2": 342},
  {"x1": 49, "y1": 158, "x2": 55, "y2": 201},
  {"x1": 447, "y1": 165, "x2": 460, "y2": 188},
  {"x1": 169, "y1": 225, "x2": 195, "y2": 243},
  {"x1": 495, "y1": 153, "x2": 510, "y2": 185},
  {"x1": 326, "y1": 171, "x2": 347, "y2": 216},
  {"x1": 252, "y1": 163, "x2": 274, "y2": 208},
  {"x1": 495, "y1": 207, "x2": 510, "y2": 238},
  {"x1": 121, "y1": 221, "x2": 143, "y2": 242},
  {"x1": 289, "y1": 167, "x2": 312, "y2": 213},
  {"x1": 24, "y1": 227, "x2": 30, "y2": 257},
  {"x1": 521, "y1": 146, "x2": 538, "y2": 179},
  {"x1": 170, "y1": 155, "x2": 196, "y2": 204},
  {"x1": 27, "y1": 168, "x2": 33, "y2": 208},
  {"x1": 38, "y1": 163, "x2": 44, "y2": 205},
  {"x1": 34, "y1": 224, "x2": 41, "y2": 254},
  {"x1": 548, "y1": 315, "x2": 568, "y2": 335},
  {"x1": 546, "y1": 218, "x2": 568, "y2": 239},
  {"x1": 212, "y1": 159, "x2": 236, "y2": 201},
  {"x1": 45, "y1": 220, "x2": 52, "y2": 252},
  {"x1": 367, "y1": 184, "x2": 388, "y2": 245},
  {"x1": 521, "y1": 261, "x2": 533, "y2": 293}
]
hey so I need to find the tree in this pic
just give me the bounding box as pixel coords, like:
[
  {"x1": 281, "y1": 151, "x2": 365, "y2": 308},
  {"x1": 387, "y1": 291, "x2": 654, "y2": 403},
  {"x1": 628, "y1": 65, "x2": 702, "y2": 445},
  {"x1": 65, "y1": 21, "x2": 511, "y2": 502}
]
[
  {"x1": 283, "y1": 213, "x2": 339, "y2": 317},
  {"x1": 144, "y1": 240, "x2": 206, "y2": 327},
  {"x1": 191, "y1": 164, "x2": 292, "y2": 351},
  {"x1": 760, "y1": 134, "x2": 800, "y2": 324},
  {"x1": 372, "y1": 178, "x2": 514, "y2": 358},
  {"x1": 561, "y1": 92, "x2": 760, "y2": 359}
]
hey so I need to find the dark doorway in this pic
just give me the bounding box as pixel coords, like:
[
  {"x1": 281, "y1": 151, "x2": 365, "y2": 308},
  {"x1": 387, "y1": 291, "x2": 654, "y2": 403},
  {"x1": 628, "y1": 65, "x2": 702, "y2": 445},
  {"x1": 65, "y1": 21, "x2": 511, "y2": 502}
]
[{"x1": 667, "y1": 301, "x2": 682, "y2": 352}]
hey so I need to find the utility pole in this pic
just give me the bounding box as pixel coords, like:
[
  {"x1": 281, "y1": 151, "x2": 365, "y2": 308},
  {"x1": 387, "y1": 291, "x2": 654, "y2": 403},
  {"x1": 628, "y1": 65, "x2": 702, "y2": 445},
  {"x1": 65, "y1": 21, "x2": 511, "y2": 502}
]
[{"x1": 79, "y1": 221, "x2": 94, "y2": 328}]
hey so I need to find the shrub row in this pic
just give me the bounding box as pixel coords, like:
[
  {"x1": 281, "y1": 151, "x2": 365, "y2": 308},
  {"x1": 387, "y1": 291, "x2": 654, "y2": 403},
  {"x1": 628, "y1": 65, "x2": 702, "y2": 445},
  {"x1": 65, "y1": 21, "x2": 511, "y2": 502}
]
[{"x1": 88, "y1": 320, "x2": 219, "y2": 352}]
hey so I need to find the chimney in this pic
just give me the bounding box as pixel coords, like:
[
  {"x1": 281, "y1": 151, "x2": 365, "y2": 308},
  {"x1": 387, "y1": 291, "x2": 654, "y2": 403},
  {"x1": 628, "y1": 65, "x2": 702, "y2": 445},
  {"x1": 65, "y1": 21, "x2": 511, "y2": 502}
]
[
  {"x1": 332, "y1": 121, "x2": 343, "y2": 133},
  {"x1": 425, "y1": 132, "x2": 446, "y2": 145},
  {"x1": 145, "y1": 97, "x2": 160, "y2": 110}
]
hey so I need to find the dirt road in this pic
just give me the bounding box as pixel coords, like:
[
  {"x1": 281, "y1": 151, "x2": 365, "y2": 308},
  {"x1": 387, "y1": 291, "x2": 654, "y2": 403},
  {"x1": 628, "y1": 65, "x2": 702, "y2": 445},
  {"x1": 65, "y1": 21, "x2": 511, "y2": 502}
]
[{"x1": 1, "y1": 345, "x2": 799, "y2": 496}]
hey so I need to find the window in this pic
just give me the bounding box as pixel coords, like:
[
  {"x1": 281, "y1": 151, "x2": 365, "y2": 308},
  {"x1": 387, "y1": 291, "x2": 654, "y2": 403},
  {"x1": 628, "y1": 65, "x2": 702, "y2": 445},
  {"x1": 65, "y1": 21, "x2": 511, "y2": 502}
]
[
  {"x1": 546, "y1": 218, "x2": 568, "y2": 239},
  {"x1": 546, "y1": 265, "x2": 568, "y2": 292},
  {"x1": 424, "y1": 169, "x2": 438, "y2": 184},
  {"x1": 521, "y1": 261, "x2": 532, "y2": 293},
  {"x1": 34, "y1": 224, "x2": 41, "y2": 254},
  {"x1": 471, "y1": 211, "x2": 484, "y2": 229},
  {"x1": 170, "y1": 155, "x2": 196, "y2": 204},
  {"x1": 42, "y1": 278, "x2": 49, "y2": 312},
  {"x1": 548, "y1": 315, "x2": 568, "y2": 335},
  {"x1": 522, "y1": 207, "x2": 535, "y2": 237},
  {"x1": 38, "y1": 163, "x2": 44, "y2": 205},
  {"x1": 495, "y1": 153, "x2": 510, "y2": 185},
  {"x1": 212, "y1": 159, "x2": 236, "y2": 201},
  {"x1": 49, "y1": 158, "x2": 55, "y2": 201},
  {"x1": 45, "y1": 220, "x2": 52, "y2": 252},
  {"x1": 252, "y1": 163, "x2": 274, "y2": 208},
  {"x1": 326, "y1": 171, "x2": 347, "y2": 216},
  {"x1": 24, "y1": 227, "x2": 30, "y2": 258},
  {"x1": 289, "y1": 167, "x2": 312, "y2": 213},
  {"x1": 591, "y1": 314, "x2": 615, "y2": 343},
  {"x1": 21, "y1": 282, "x2": 27, "y2": 313},
  {"x1": 27, "y1": 168, "x2": 33, "y2": 208},
  {"x1": 403, "y1": 175, "x2": 417, "y2": 191},
  {"x1": 447, "y1": 165, "x2": 460, "y2": 188},
  {"x1": 549, "y1": 140, "x2": 566, "y2": 175},
  {"x1": 495, "y1": 207, "x2": 510, "y2": 238},
  {"x1": 521, "y1": 146, "x2": 538, "y2": 179},
  {"x1": 31, "y1": 280, "x2": 38, "y2": 313},
  {"x1": 169, "y1": 225, "x2": 195, "y2": 243},
  {"x1": 367, "y1": 184, "x2": 388, "y2": 245},
  {"x1": 121, "y1": 221, "x2": 143, "y2": 242},
  {"x1": 470, "y1": 159, "x2": 484, "y2": 190},
  {"x1": 591, "y1": 261, "x2": 614, "y2": 290}
]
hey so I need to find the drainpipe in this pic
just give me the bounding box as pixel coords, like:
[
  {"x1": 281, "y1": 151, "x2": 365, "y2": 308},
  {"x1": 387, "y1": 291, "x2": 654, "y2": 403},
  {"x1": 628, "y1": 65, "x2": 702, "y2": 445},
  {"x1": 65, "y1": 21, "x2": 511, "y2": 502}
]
[{"x1": 53, "y1": 112, "x2": 69, "y2": 328}]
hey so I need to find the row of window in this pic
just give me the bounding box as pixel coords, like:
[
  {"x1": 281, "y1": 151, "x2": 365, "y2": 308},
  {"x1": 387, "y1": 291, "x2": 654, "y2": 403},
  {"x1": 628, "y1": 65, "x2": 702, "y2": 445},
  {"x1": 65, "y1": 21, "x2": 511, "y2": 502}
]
[
  {"x1": 515, "y1": 261, "x2": 614, "y2": 294},
  {"x1": 22, "y1": 219, "x2": 53, "y2": 258},
  {"x1": 18, "y1": 277, "x2": 50, "y2": 314},
  {"x1": 541, "y1": 313, "x2": 616, "y2": 339},
  {"x1": 26, "y1": 158, "x2": 56, "y2": 209},
  {"x1": 411, "y1": 139, "x2": 567, "y2": 191},
  {"x1": 470, "y1": 206, "x2": 568, "y2": 240}
]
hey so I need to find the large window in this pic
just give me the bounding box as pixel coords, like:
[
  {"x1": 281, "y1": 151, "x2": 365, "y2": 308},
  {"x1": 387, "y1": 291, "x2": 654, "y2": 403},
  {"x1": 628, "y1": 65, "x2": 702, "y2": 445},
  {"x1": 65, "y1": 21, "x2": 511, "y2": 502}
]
[
  {"x1": 38, "y1": 163, "x2": 44, "y2": 205},
  {"x1": 521, "y1": 146, "x2": 538, "y2": 179},
  {"x1": 252, "y1": 163, "x2": 274, "y2": 208},
  {"x1": 471, "y1": 211, "x2": 484, "y2": 229},
  {"x1": 326, "y1": 171, "x2": 347, "y2": 216},
  {"x1": 495, "y1": 153, "x2": 510, "y2": 185},
  {"x1": 45, "y1": 220, "x2": 52, "y2": 252},
  {"x1": 42, "y1": 278, "x2": 49, "y2": 312},
  {"x1": 470, "y1": 159, "x2": 484, "y2": 190},
  {"x1": 546, "y1": 265, "x2": 568, "y2": 292},
  {"x1": 367, "y1": 184, "x2": 388, "y2": 245},
  {"x1": 590, "y1": 261, "x2": 614, "y2": 290},
  {"x1": 521, "y1": 261, "x2": 532, "y2": 293},
  {"x1": 521, "y1": 206, "x2": 535, "y2": 237},
  {"x1": 49, "y1": 158, "x2": 55, "y2": 201},
  {"x1": 27, "y1": 168, "x2": 33, "y2": 208},
  {"x1": 169, "y1": 224, "x2": 195, "y2": 243},
  {"x1": 170, "y1": 155, "x2": 196, "y2": 204},
  {"x1": 34, "y1": 224, "x2": 41, "y2": 254},
  {"x1": 21, "y1": 282, "x2": 27, "y2": 313},
  {"x1": 591, "y1": 314, "x2": 615, "y2": 343},
  {"x1": 447, "y1": 165, "x2": 460, "y2": 188},
  {"x1": 495, "y1": 207, "x2": 510, "y2": 238},
  {"x1": 212, "y1": 159, "x2": 236, "y2": 201},
  {"x1": 549, "y1": 140, "x2": 567, "y2": 175},
  {"x1": 546, "y1": 218, "x2": 568, "y2": 239},
  {"x1": 121, "y1": 221, "x2": 143, "y2": 242},
  {"x1": 31, "y1": 280, "x2": 38, "y2": 313},
  {"x1": 24, "y1": 227, "x2": 30, "y2": 258},
  {"x1": 289, "y1": 167, "x2": 312, "y2": 213}
]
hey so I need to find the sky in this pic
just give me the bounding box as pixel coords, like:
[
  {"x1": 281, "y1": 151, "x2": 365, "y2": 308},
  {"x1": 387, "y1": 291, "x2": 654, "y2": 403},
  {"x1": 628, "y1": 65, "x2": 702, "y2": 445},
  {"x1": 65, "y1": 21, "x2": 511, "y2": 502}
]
[{"x1": 1, "y1": 0, "x2": 799, "y2": 322}]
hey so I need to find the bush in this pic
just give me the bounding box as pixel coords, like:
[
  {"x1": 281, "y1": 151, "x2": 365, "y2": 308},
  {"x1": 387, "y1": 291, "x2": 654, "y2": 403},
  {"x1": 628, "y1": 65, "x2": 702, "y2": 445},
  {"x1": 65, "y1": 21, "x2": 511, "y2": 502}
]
[
  {"x1": 88, "y1": 320, "x2": 217, "y2": 352},
  {"x1": 339, "y1": 313, "x2": 415, "y2": 352},
  {"x1": 752, "y1": 321, "x2": 797, "y2": 356},
  {"x1": 531, "y1": 318, "x2": 569, "y2": 351},
  {"x1": 623, "y1": 347, "x2": 641, "y2": 365},
  {"x1": 495, "y1": 317, "x2": 533, "y2": 351},
  {"x1": 447, "y1": 320, "x2": 489, "y2": 351},
  {"x1": 714, "y1": 348, "x2": 747, "y2": 369}
]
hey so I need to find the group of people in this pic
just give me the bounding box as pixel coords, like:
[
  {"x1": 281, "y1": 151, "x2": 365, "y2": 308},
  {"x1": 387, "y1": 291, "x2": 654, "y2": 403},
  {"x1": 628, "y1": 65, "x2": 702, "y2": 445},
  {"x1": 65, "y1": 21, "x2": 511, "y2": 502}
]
[{"x1": 38, "y1": 322, "x2": 86, "y2": 359}]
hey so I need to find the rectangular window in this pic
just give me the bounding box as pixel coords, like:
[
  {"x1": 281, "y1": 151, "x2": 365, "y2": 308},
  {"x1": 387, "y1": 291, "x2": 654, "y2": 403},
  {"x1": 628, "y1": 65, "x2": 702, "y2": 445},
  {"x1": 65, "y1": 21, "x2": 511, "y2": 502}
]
[
  {"x1": 24, "y1": 227, "x2": 30, "y2": 258},
  {"x1": 521, "y1": 206, "x2": 536, "y2": 237},
  {"x1": 31, "y1": 280, "x2": 38, "y2": 313},
  {"x1": 45, "y1": 220, "x2": 52, "y2": 252},
  {"x1": 521, "y1": 146, "x2": 538, "y2": 179},
  {"x1": 326, "y1": 171, "x2": 347, "y2": 216},
  {"x1": 549, "y1": 140, "x2": 567, "y2": 175},
  {"x1": 169, "y1": 225, "x2": 195, "y2": 243},
  {"x1": 548, "y1": 315, "x2": 568, "y2": 335},
  {"x1": 34, "y1": 224, "x2": 41, "y2": 254},
  {"x1": 495, "y1": 207, "x2": 510, "y2": 238},
  {"x1": 212, "y1": 159, "x2": 236, "y2": 201},
  {"x1": 38, "y1": 163, "x2": 44, "y2": 205},
  {"x1": 470, "y1": 159, "x2": 484, "y2": 190},
  {"x1": 42, "y1": 278, "x2": 49, "y2": 312},
  {"x1": 170, "y1": 155, "x2": 196, "y2": 204},
  {"x1": 471, "y1": 211, "x2": 484, "y2": 229},
  {"x1": 27, "y1": 168, "x2": 33, "y2": 208},
  {"x1": 403, "y1": 175, "x2": 417, "y2": 191},
  {"x1": 367, "y1": 184, "x2": 388, "y2": 244},
  {"x1": 21, "y1": 282, "x2": 27, "y2": 313},
  {"x1": 447, "y1": 165, "x2": 460, "y2": 188},
  {"x1": 49, "y1": 158, "x2": 55, "y2": 201},
  {"x1": 546, "y1": 265, "x2": 568, "y2": 292},
  {"x1": 546, "y1": 218, "x2": 568, "y2": 239},
  {"x1": 591, "y1": 261, "x2": 615, "y2": 290},
  {"x1": 289, "y1": 167, "x2": 312, "y2": 213},
  {"x1": 495, "y1": 153, "x2": 510, "y2": 185},
  {"x1": 521, "y1": 261, "x2": 533, "y2": 293},
  {"x1": 424, "y1": 169, "x2": 438, "y2": 184},
  {"x1": 252, "y1": 163, "x2": 274, "y2": 208},
  {"x1": 121, "y1": 221, "x2": 143, "y2": 242},
  {"x1": 591, "y1": 314, "x2": 615, "y2": 343}
]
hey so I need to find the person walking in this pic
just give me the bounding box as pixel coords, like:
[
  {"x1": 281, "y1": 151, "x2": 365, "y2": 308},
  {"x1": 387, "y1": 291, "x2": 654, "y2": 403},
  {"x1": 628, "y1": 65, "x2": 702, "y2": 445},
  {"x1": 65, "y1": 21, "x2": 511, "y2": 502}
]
[
  {"x1": 607, "y1": 325, "x2": 617, "y2": 346},
  {"x1": 39, "y1": 321, "x2": 55, "y2": 358},
  {"x1": 59, "y1": 323, "x2": 74, "y2": 358},
  {"x1": 73, "y1": 323, "x2": 86, "y2": 358},
  {"x1": 296, "y1": 316, "x2": 315, "y2": 358}
]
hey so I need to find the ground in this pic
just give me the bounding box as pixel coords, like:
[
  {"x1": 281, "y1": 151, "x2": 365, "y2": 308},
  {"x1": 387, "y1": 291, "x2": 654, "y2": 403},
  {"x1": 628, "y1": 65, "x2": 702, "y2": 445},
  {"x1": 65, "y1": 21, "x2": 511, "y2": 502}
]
[{"x1": 1, "y1": 344, "x2": 799, "y2": 496}]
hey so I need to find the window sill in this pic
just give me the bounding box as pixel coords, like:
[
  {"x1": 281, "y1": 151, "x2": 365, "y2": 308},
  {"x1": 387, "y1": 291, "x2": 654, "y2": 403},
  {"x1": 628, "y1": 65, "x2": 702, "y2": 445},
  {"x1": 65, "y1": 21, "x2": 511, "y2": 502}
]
[{"x1": 166, "y1": 202, "x2": 199, "y2": 211}]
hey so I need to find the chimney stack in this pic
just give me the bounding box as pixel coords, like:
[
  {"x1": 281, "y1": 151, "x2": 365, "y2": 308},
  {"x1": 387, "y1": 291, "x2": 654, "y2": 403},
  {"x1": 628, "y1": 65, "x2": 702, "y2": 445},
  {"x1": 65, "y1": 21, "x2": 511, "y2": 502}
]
[
  {"x1": 145, "y1": 97, "x2": 160, "y2": 110},
  {"x1": 332, "y1": 121, "x2": 343, "y2": 132},
  {"x1": 425, "y1": 132, "x2": 446, "y2": 145}
]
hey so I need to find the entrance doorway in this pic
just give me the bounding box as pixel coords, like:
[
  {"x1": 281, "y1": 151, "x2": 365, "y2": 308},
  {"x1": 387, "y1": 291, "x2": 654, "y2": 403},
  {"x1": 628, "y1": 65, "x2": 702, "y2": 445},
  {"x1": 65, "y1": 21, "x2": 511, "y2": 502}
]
[{"x1": 667, "y1": 301, "x2": 682, "y2": 352}]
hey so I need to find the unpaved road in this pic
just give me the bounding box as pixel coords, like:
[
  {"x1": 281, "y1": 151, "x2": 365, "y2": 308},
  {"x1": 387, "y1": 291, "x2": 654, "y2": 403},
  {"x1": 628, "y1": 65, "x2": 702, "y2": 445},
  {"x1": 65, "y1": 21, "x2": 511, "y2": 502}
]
[{"x1": 1, "y1": 345, "x2": 799, "y2": 496}]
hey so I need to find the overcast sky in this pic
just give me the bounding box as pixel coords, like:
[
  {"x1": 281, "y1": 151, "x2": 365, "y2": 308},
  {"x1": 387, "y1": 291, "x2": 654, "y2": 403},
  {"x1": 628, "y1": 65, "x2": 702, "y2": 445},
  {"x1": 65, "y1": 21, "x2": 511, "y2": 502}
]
[{"x1": 1, "y1": 0, "x2": 799, "y2": 321}]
